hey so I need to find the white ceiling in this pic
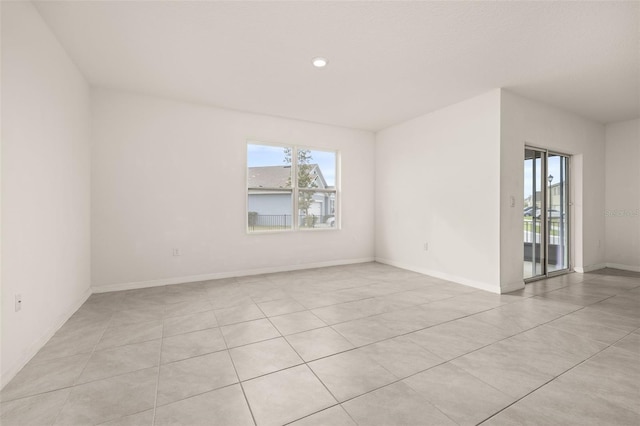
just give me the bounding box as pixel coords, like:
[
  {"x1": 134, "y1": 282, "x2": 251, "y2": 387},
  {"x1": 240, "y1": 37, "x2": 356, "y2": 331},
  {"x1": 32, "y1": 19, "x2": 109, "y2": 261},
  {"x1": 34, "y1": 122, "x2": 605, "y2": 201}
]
[{"x1": 34, "y1": 1, "x2": 639, "y2": 131}]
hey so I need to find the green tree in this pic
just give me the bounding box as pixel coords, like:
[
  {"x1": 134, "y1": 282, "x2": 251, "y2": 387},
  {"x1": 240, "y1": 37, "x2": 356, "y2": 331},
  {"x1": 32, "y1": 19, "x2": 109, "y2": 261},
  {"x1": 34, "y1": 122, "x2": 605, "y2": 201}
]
[{"x1": 284, "y1": 148, "x2": 317, "y2": 223}]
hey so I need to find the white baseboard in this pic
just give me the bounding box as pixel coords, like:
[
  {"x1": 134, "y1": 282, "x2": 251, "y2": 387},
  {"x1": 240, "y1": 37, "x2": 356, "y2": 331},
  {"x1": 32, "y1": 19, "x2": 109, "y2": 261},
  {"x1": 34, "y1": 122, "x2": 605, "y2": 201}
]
[
  {"x1": 92, "y1": 257, "x2": 376, "y2": 293},
  {"x1": 1, "y1": 287, "x2": 92, "y2": 390},
  {"x1": 604, "y1": 263, "x2": 640, "y2": 273},
  {"x1": 375, "y1": 257, "x2": 502, "y2": 294},
  {"x1": 574, "y1": 263, "x2": 607, "y2": 273}
]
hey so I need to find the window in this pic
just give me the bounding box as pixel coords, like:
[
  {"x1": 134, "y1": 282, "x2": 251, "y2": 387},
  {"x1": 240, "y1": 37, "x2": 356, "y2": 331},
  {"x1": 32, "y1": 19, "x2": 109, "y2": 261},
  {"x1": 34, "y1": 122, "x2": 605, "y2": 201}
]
[{"x1": 247, "y1": 143, "x2": 338, "y2": 232}]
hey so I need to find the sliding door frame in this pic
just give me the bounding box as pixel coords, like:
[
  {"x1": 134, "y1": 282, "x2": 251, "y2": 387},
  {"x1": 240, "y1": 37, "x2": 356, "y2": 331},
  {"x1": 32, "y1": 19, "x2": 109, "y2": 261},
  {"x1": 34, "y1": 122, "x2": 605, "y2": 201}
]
[{"x1": 524, "y1": 146, "x2": 572, "y2": 283}]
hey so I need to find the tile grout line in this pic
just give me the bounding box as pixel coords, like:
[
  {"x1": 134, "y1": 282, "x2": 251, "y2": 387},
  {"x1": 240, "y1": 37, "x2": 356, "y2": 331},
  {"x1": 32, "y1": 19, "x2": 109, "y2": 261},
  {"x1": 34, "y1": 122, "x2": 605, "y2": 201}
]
[
  {"x1": 6, "y1": 267, "x2": 636, "y2": 425},
  {"x1": 150, "y1": 314, "x2": 167, "y2": 426},
  {"x1": 65, "y1": 277, "x2": 636, "y2": 423},
  {"x1": 476, "y1": 327, "x2": 639, "y2": 425},
  {"x1": 253, "y1": 302, "x2": 361, "y2": 426},
  {"x1": 217, "y1": 317, "x2": 259, "y2": 426},
  {"x1": 274, "y1": 294, "x2": 600, "y2": 422},
  {"x1": 257, "y1": 300, "x2": 462, "y2": 425},
  {"x1": 51, "y1": 302, "x2": 117, "y2": 425},
  {"x1": 294, "y1": 283, "x2": 599, "y2": 422}
]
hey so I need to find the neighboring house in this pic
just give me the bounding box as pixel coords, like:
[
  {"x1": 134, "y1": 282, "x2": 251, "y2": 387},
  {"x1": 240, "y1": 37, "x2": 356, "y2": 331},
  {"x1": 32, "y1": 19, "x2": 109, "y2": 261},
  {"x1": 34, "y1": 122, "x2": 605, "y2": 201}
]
[
  {"x1": 248, "y1": 165, "x2": 335, "y2": 227},
  {"x1": 524, "y1": 182, "x2": 564, "y2": 213}
]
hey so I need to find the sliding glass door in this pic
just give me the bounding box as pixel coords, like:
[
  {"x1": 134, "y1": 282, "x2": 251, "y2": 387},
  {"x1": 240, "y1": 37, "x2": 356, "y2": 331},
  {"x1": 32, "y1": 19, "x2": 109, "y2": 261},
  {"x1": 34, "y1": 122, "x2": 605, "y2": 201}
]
[
  {"x1": 524, "y1": 148, "x2": 570, "y2": 280},
  {"x1": 524, "y1": 149, "x2": 545, "y2": 279},
  {"x1": 547, "y1": 153, "x2": 569, "y2": 273}
]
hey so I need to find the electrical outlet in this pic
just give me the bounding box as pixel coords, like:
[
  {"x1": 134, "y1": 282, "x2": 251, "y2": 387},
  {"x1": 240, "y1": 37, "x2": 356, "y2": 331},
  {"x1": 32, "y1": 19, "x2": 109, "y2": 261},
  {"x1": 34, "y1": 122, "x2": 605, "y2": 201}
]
[
  {"x1": 15, "y1": 294, "x2": 22, "y2": 312},
  {"x1": 173, "y1": 248, "x2": 181, "y2": 256},
  {"x1": 423, "y1": 242, "x2": 429, "y2": 251}
]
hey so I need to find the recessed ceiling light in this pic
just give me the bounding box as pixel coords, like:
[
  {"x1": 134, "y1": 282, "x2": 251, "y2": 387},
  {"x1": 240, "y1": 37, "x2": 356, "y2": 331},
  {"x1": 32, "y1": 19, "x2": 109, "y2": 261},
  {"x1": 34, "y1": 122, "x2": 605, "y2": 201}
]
[{"x1": 312, "y1": 57, "x2": 328, "y2": 68}]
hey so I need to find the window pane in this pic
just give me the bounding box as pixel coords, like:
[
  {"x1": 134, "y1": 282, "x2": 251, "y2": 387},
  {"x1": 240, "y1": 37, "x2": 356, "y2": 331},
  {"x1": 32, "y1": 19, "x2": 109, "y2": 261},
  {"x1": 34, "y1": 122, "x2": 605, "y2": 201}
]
[
  {"x1": 547, "y1": 154, "x2": 569, "y2": 272},
  {"x1": 248, "y1": 191, "x2": 292, "y2": 231},
  {"x1": 298, "y1": 190, "x2": 336, "y2": 229},
  {"x1": 248, "y1": 144, "x2": 292, "y2": 232},
  {"x1": 248, "y1": 144, "x2": 292, "y2": 188},
  {"x1": 297, "y1": 149, "x2": 336, "y2": 189},
  {"x1": 523, "y1": 149, "x2": 545, "y2": 279}
]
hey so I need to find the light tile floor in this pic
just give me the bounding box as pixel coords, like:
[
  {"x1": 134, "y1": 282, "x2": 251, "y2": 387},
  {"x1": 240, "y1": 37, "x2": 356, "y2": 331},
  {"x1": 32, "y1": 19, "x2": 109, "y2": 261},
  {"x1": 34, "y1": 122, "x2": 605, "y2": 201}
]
[{"x1": 1, "y1": 264, "x2": 639, "y2": 425}]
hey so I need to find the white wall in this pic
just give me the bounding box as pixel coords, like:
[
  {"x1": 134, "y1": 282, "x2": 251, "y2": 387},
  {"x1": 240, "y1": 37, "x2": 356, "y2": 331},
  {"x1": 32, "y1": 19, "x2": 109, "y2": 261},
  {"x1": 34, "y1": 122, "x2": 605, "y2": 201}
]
[
  {"x1": 1, "y1": 2, "x2": 91, "y2": 387},
  {"x1": 91, "y1": 89, "x2": 375, "y2": 290},
  {"x1": 500, "y1": 90, "x2": 606, "y2": 288},
  {"x1": 375, "y1": 90, "x2": 503, "y2": 293},
  {"x1": 604, "y1": 119, "x2": 640, "y2": 271}
]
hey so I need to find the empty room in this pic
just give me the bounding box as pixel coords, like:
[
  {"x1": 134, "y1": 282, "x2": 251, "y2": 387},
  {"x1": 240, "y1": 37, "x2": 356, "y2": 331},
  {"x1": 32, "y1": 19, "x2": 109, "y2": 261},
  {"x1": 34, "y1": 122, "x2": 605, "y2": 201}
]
[{"x1": 1, "y1": 1, "x2": 639, "y2": 425}]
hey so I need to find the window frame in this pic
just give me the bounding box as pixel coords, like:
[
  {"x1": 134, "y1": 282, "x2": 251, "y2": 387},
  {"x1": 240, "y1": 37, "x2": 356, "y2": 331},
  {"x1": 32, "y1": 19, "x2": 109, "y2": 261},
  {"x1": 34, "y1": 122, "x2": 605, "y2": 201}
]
[{"x1": 246, "y1": 141, "x2": 339, "y2": 234}]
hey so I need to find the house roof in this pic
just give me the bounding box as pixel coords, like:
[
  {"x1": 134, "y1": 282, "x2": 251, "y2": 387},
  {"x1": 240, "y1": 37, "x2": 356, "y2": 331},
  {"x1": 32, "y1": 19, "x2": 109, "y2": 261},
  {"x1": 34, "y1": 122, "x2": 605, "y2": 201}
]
[
  {"x1": 248, "y1": 166, "x2": 292, "y2": 189},
  {"x1": 248, "y1": 165, "x2": 328, "y2": 189}
]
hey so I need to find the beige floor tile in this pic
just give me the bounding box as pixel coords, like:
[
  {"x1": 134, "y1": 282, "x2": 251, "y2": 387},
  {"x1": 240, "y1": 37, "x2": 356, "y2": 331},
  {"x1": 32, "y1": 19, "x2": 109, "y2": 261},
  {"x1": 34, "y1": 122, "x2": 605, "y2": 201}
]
[
  {"x1": 289, "y1": 405, "x2": 356, "y2": 426},
  {"x1": 257, "y1": 298, "x2": 306, "y2": 316},
  {"x1": 163, "y1": 288, "x2": 208, "y2": 305},
  {"x1": 404, "y1": 316, "x2": 508, "y2": 360},
  {"x1": 574, "y1": 294, "x2": 640, "y2": 319},
  {"x1": 342, "y1": 382, "x2": 457, "y2": 425},
  {"x1": 98, "y1": 409, "x2": 153, "y2": 426},
  {"x1": 160, "y1": 327, "x2": 226, "y2": 364},
  {"x1": 308, "y1": 350, "x2": 397, "y2": 402},
  {"x1": 229, "y1": 337, "x2": 303, "y2": 381},
  {"x1": 469, "y1": 308, "x2": 537, "y2": 336},
  {"x1": 535, "y1": 289, "x2": 613, "y2": 307},
  {"x1": 311, "y1": 297, "x2": 410, "y2": 325},
  {"x1": 0, "y1": 388, "x2": 70, "y2": 426},
  {"x1": 157, "y1": 351, "x2": 238, "y2": 406},
  {"x1": 250, "y1": 288, "x2": 291, "y2": 304},
  {"x1": 109, "y1": 305, "x2": 166, "y2": 327},
  {"x1": 270, "y1": 311, "x2": 327, "y2": 335},
  {"x1": 451, "y1": 343, "x2": 556, "y2": 399},
  {"x1": 518, "y1": 279, "x2": 570, "y2": 296},
  {"x1": 383, "y1": 289, "x2": 445, "y2": 305},
  {"x1": 500, "y1": 378, "x2": 640, "y2": 426},
  {"x1": 404, "y1": 363, "x2": 514, "y2": 426},
  {"x1": 510, "y1": 324, "x2": 607, "y2": 362},
  {"x1": 78, "y1": 339, "x2": 160, "y2": 384},
  {"x1": 358, "y1": 336, "x2": 444, "y2": 378},
  {"x1": 481, "y1": 401, "x2": 555, "y2": 426},
  {"x1": 31, "y1": 326, "x2": 104, "y2": 363},
  {"x1": 243, "y1": 365, "x2": 336, "y2": 426},
  {"x1": 583, "y1": 276, "x2": 640, "y2": 291},
  {"x1": 571, "y1": 306, "x2": 640, "y2": 331},
  {"x1": 552, "y1": 346, "x2": 640, "y2": 414},
  {"x1": 163, "y1": 299, "x2": 212, "y2": 318},
  {"x1": 54, "y1": 313, "x2": 111, "y2": 337},
  {"x1": 97, "y1": 321, "x2": 163, "y2": 351},
  {"x1": 0, "y1": 354, "x2": 90, "y2": 402},
  {"x1": 374, "y1": 306, "x2": 444, "y2": 330},
  {"x1": 54, "y1": 367, "x2": 157, "y2": 425},
  {"x1": 162, "y1": 310, "x2": 218, "y2": 337},
  {"x1": 331, "y1": 316, "x2": 408, "y2": 346},
  {"x1": 84, "y1": 292, "x2": 126, "y2": 310},
  {"x1": 613, "y1": 332, "x2": 640, "y2": 354},
  {"x1": 214, "y1": 303, "x2": 265, "y2": 326},
  {"x1": 208, "y1": 294, "x2": 256, "y2": 310},
  {"x1": 286, "y1": 327, "x2": 354, "y2": 361},
  {"x1": 221, "y1": 318, "x2": 280, "y2": 348},
  {"x1": 545, "y1": 312, "x2": 630, "y2": 345},
  {"x1": 293, "y1": 292, "x2": 357, "y2": 310},
  {"x1": 154, "y1": 384, "x2": 254, "y2": 426},
  {"x1": 5, "y1": 266, "x2": 638, "y2": 426}
]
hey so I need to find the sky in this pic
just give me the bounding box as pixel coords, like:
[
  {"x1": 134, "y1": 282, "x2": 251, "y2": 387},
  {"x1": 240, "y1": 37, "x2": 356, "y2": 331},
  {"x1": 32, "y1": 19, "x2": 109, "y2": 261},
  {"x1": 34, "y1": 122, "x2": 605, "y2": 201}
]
[{"x1": 247, "y1": 143, "x2": 336, "y2": 186}]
